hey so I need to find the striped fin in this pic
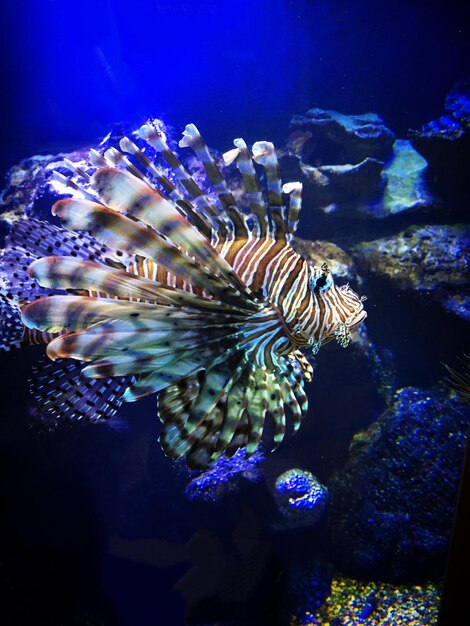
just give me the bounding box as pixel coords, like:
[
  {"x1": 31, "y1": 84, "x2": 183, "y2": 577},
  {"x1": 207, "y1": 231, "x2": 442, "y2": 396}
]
[
  {"x1": 155, "y1": 347, "x2": 298, "y2": 465},
  {"x1": 0, "y1": 294, "x2": 24, "y2": 350},
  {"x1": 252, "y1": 141, "x2": 287, "y2": 240},
  {"x1": 0, "y1": 248, "x2": 62, "y2": 305},
  {"x1": 87, "y1": 168, "x2": 252, "y2": 296},
  {"x1": 119, "y1": 136, "x2": 213, "y2": 239},
  {"x1": 282, "y1": 182, "x2": 303, "y2": 238},
  {"x1": 179, "y1": 124, "x2": 250, "y2": 240},
  {"x1": 42, "y1": 316, "x2": 240, "y2": 364},
  {"x1": 27, "y1": 257, "x2": 250, "y2": 313},
  {"x1": 138, "y1": 122, "x2": 227, "y2": 236},
  {"x1": 30, "y1": 357, "x2": 130, "y2": 424},
  {"x1": 21, "y1": 295, "x2": 244, "y2": 333},
  {"x1": 51, "y1": 200, "x2": 255, "y2": 308},
  {"x1": 224, "y1": 138, "x2": 270, "y2": 238},
  {"x1": 122, "y1": 354, "x2": 209, "y2": 401},
  {"x1": 5, "y1": 218, "x2": 128, "y2": 267}
]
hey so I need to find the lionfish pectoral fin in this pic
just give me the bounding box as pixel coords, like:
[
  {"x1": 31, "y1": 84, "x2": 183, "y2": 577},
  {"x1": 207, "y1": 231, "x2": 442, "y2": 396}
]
[{"x1": 156, "y1": 344, "x2": 310, "y2": 468}]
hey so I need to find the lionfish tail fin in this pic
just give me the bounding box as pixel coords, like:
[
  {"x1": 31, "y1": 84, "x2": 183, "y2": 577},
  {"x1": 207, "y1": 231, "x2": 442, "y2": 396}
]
[
  {"x1": 0, "y1": 295, "x2": 24, "y2": 351},
  {"x1": 30, "y1": 357, "x2": 131, "y2": 426}
]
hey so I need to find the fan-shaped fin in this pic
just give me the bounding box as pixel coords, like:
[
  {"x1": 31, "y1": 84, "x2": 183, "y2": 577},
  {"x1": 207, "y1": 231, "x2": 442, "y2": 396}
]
[
  {"x1": 22, "y1": 295, "x2": 243, "y2": 333},
  {"x1": 282, "y1": 182, "x2": 303, "y2": 238},
  {"x1": 179, "y1": 124, "x2": 250, "y2": 240},
  {"x1": 53, "y1": 187, "x2": 252, "y2": 301},
  {"x1": 138, "y1": 123, "x2": 228, "y2": 237},
  {"x1": 30, "y1": 357, "x2": 130, "y2": 425},
  {"x1": 5, "y1": 217, "x2": 128, "y2": 267},
  {"x1": 119, "y1": 136, "x2": 213, "y2": 239},
  {"x1": 0, "y1": 294, "x2": 24, "y2": 351},
  {"x1": 227, "y1": 138, "x2": 270, "y2": 238}
]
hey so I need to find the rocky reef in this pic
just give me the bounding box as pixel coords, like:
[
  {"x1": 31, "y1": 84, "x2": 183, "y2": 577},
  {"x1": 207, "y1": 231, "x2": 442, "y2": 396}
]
[
  {"x1": 273, "y1": 469, "x2": 328, "y2": 530},
  {"x1": 291, "y1": 576, "x2": 440, "y2": 626},
  {"x1": 183, "y1": 449, "x2": 264, "y2": 503},
  {"x1": 290, "y1": 109, "x2": 396, "y2": 164},
  {"x1": 353, "y1": 224, "x2": 470, "y2": 320},
  {"x1": 288, "y1": 107, "x2": 435, "y2": 218},
  {"x1": 327, "y1": 387, "x2": 469, "y2": 582},
  {"x1": 408, "y1": 76, "x2": 470, "y2": 203}
]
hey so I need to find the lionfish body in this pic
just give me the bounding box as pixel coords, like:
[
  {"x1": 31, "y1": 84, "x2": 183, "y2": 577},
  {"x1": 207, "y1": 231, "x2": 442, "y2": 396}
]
[{"x1": 0, "y1": 123, "x2": 366, "y2": 468}]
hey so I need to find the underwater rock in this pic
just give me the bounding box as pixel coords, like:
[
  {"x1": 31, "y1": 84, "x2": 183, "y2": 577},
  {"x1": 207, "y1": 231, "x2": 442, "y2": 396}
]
[
  {"x1": 291, "y1": 237, "x2": 359, "y2": 283},
  {"x1": 299, "y1": 157, "x2": 385, "y2": 216},
  {"x1": 0, "y1": 151, "x2": 84, "y2": 224},
  {"x1": 291, "y1": 108, "x2": 395, "y2": 165},
  {"x1": 273, "y1": 469, "x2": 328, "y2": 530},
  {"x1": 353, "y1": 224, "x2": 470, "y2": 319},
  {"x1": 0, "y1": 118, "x2": 172, "y2": 226},
  {"x1": 445, "y1": 76, "x2": 470, "y2": 128},
  {"x1": 408, "y1": 76, "x2": 470, "y2": 201},
  {"x1": 378, "y1": 139, "x2": 433, "y2": 216},
  {"x1": 183, "y1": 449, "x2": 264, "y2": 503},
  {"x1": 292, "y1": 576, "x2": 440, "y2": 626},
  {"x1": 286, "y1": 106, "x2": 441, "y2": 219},
  {"x1": 328, "y1": 387, "x2": 470, "y2": 582}
]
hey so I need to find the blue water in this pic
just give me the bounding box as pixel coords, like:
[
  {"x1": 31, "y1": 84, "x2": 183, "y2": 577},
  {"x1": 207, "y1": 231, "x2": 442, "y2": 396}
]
[{"x1": 0, "y1": 1, "x2": 469, "y2": 625}]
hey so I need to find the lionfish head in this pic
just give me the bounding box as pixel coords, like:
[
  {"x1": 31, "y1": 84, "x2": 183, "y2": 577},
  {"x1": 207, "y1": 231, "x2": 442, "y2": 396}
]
[{"x1": 308, "y1": 262, "x2": 367, "y2": 349}]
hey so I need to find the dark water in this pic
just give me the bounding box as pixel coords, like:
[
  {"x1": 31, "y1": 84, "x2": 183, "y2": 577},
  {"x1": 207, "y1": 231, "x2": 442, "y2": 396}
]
[{"x1": 0, "y1": 1, "x2": 469, "y2": 625}]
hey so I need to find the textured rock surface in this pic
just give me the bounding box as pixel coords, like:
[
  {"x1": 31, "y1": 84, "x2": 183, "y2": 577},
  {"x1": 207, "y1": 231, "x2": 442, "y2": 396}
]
[
  {"x1": 379, "y1": 139, "x2": 433, "y2": 216},
  {"x1": 183, "y1": 449, "x2": 264, "y2": 503},
  {"x1": 291, "y1": 576, "x2": 440, "y2": 626},
  {"x1": 291, "y1": 108, "x2": 395, "y2": 164},
  {"x1": 289, "y1": 108, "x2": 436, "y2": 218},
  {"x1": 408, "y1": 76, "x2": 470, "y2": 200},
  {"x1": 274, "y1": 469, "x2": 328, "y2": 529},
  {"x1": 291, "y1": 237, "x2": 359, "y2": 282},
  {"x1": 299, "y1": 157, "x2": 384, "y2": 216},
  {"x1": 353, "y1": 224, "x2": 470, "y2": 319},
  {"x1": 328, "y1": 387, "x2": 470, "y2": 581}
]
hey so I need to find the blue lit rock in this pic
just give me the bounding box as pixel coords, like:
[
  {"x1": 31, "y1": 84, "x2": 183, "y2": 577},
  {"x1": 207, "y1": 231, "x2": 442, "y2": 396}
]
[
  {"x1": 299, "y1": 157, "x2": 385, "y2": 216},
  {"x1": 0, "y1": 118, "x2": 172, "y2": 225},
  {"x1": 328, "y1": 387, "x2": 470, "y2": 581},
  {"x1": 353, "y1": 224, "x2": 470, "y2": 319},
  {"x1": 291, "y1": 108, "x2": 395, "y2": 164},
  {"x1": 379, "y1": 139, "x2": 432, "y2": 216},
  {"x1": 445, "y1": 76, "x2": 470, "y2": 128},
  {"x1": 290, "y1": 238, "x2": 359, "y2": 283},
  {"x1": 183, "y1": 449, "x2": 264, "y2": 503},
  {"x1": 408, "y1": 76, "x2": 470, "y2": 201},
  {"x1": 274, "y1": 468, "x2": 328, "y2": 529}
]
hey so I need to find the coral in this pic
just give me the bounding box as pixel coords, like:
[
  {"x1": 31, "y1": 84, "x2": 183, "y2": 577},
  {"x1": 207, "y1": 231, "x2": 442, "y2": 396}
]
[
  {"x1": 291, "y1": 576, "x2": 440, "y2": 626},
  {"x1": 183, "y1": 449, "x2": 264, "y2": 503},
  {"x1": 273, "y1": 469, "x2": 328, "y2": 529},
  {"x1": 353, "y1": 224, "x2": 470, "y2": 319},
  {"x1": 328, "y1": 387, "x2": 470, "y2": 581}
]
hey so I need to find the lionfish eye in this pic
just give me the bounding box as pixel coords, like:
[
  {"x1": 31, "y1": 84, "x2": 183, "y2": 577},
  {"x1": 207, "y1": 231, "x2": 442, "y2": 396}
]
[{"x1": 311, "y1": 274, "x2": 332, "y2": 293}]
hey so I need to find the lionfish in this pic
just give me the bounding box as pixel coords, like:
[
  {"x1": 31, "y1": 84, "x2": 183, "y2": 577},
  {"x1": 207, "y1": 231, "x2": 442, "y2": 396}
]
[{"x1": 0, "y1": 123, "x2": 367, "y2": 468}]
